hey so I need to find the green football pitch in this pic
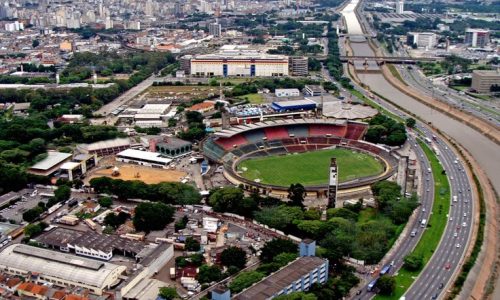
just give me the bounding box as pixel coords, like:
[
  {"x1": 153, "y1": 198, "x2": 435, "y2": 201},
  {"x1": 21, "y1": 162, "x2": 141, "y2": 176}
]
[{"x1": 238, "y1": 148, "x2": 385, "y2": 186}]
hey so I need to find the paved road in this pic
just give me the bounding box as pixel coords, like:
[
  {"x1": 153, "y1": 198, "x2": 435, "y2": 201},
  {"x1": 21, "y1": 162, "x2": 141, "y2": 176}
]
[
  {"x1": 405, "y1": 125, "x2": 473, "y2": 299},
  {"x1": 92, "y1": 74, "x2": 158, "y2": 124},
  {"x1": 341, "y1": 0, "x2": 476, "y2": 298},
  {"x1": 396, "y1": 65, "x2": 500, "y2": 127}
]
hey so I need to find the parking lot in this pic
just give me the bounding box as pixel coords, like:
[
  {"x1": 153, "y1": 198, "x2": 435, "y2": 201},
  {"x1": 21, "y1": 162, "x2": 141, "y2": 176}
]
[{"x1": 0, "y1": 188, "x2": 54, "y2": 224}]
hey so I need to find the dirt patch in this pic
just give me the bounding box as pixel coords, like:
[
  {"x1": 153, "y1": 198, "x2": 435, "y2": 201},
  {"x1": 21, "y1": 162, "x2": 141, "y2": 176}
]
[{"x1": 87, "y1": 164, "x2": 187, "y2": 184}]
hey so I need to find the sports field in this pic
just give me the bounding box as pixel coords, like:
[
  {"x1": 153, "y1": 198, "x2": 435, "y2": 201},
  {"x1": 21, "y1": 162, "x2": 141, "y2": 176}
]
[{"x1": 238, "y1": 149, "x2": 384, "y2": 186}]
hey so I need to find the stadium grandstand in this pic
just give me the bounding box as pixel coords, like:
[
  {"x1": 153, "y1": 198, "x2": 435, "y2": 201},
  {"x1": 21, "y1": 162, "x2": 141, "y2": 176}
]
[{"x1": 202, "y1": 118, "x2": 398, "y2": 196}]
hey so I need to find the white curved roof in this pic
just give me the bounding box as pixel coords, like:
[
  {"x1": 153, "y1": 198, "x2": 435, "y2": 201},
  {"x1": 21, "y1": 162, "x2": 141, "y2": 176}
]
[
  {"x1": 323, "y1": 103, "x2": 378, "y2": 119},
  {"x1": 0, "y1": 244, "x2": 126, "y2": 289}
]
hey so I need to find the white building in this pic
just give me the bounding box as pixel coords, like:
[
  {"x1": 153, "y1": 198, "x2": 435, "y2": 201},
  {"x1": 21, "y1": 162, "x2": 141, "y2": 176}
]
[
  {"x1": 191, "y1": 50, "x2": 289, "y2": 77},
  {"x1": 395, "y1": 0, "x2": 404, "y2": 14},
  {"x1": 116, "y1": 149, "x2": 172, "y2": 168},
  {"x1": 0, "y1": 244, "x2": 126, "y2": 295},
  {"x1": 407, "y1": 32, "x2": 437, "y2": 49},
  {"x1": 275, "y1": 88, "x2": 301, "y2": 97},
  {"x1": 4, "y1": 21, "x2": 24, "y2": 31}
]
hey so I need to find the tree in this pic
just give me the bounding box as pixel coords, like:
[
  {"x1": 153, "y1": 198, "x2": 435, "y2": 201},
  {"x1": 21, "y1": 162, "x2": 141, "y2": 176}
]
[
  {"x1": 254, "y1": 205, "x2": 304, "y2": 231},
  {"x1": 220, "y1": 246, "x2": 247, "y2": 270},
  {"x1": 98, "y1": 197, "x2": 113, "y2": 208},
  {"x1": 229, "y1": 271, "x2": 265, "y2": 293},
  {"x1": 175, "y1": 215, "x2": 189, "y2": 231},
  {"x1": 22, "y1": 206, "x2": 44, "y2": 223},
  {"x1": 273, "y1": 252, "x2": 298, "y2": 266},
  {"x1": 326, "y1": 208, "x2": 359, "y2": 222},
  {"x1": 24, "y1": 222, "x2": 47, "y2": 238},
  {"x1": 185, "y1": 237, "x2": 201, "y2": 251},
  {"x1": 406, "y1": 117, "x2": 416, "y2": 128},
  {"x1": 133, "y1": 202, "x2": 174, "y2": 233},
  {"x1": 158, "y1": 287, "x2": 179, "y2": 300},
  {"x1": 377, "y1": 275, "x2": 396, "y2": 295},
  {"x1": 104, "y1": 212, "x2": 130, "y2": 228},
  {"x1": 287, "y1": 183, "x2": 306, "y2": 208},
  {"x1": 208, "y1": 187, "x2": 244, "y2": 213},
  {"x1": 275, "y1": 292, "x2": 317, "y2": 300},
  {"x1": 197, "y1": 265, "x2": 223, "y2": 284},
  {"x1": 54, "y1": 185, "x2": 71, "y2": 203},
  {"x1": 403, "y1": 252, "x2": 423, "y2": 271},
  {"x1": 260, "y1": 239, "x2": 298, "y2": 263}
]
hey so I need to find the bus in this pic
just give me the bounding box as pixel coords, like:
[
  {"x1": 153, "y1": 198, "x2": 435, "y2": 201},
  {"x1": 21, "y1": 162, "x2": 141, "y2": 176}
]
[
  {"x1": 367, "y1": 279, "x2": 378, "y2": 292},
  {"x1": 380, "y1": 264, "x2": 391, "y2": 276},
  {"x1": 39, "y1": 192, "x2": 55, "y2": 199},
  {"x1": 84, "y1": 219, "x2": 97, "y2": 231}
]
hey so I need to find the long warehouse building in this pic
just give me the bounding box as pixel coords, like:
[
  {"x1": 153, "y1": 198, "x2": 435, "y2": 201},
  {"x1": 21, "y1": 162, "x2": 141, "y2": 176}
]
[
  {"x1": 190, "y1": 51, "x2": 289, "y2": 77},
  {"x1": 0, "y1": 244, "x2": 126, "y2": 295}
]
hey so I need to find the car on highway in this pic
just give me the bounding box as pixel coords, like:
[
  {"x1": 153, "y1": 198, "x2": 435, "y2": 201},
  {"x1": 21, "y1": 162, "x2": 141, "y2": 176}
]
[
  {"x1": 445, "y1": 263, "x2": 451, "y2": 270},
  {"x1": 454, "y1": 232, "x2": 458, "y2": 238},
  {"x1": 411, "y1": 229, "x2": 417, "y2": 237},
  {"x1": 456, "y1": 244, "x2": 461, "y2": 248},
  {"x1": 463, "y1": 213, "x2": 467, "y2": 217},
  {"x1": 439, "y1": 283, "x2": 444, "y2": 289},
  {"x1": 462, "y1": 222, "x2": 467, "y2": 227}
]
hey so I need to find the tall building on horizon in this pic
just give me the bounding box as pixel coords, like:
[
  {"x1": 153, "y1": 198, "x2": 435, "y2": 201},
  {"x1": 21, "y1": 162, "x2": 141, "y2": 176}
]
[
  {"x1": 396, "y1": 0, "x2": 404, "y2": 14},
  {"x1": 464, "y1": 29, "x2": 490, "y2": 48},
  {"x1": 209, "y1": 21, "x2": 222, "y2": 37}
]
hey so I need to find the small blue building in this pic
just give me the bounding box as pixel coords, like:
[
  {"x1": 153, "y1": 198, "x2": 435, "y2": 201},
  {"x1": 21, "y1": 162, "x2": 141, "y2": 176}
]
[{"x1": 271, "y1": 99, "x2": 317, "y2": 112}]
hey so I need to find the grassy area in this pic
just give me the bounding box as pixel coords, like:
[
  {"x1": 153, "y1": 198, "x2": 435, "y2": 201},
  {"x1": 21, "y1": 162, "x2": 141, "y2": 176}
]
[
  {"x1": 449, "y1": 85, "x2": 488, "y2": 100},
  {"x1": 387, "y1": 65, "x2": 408, "y2": 86},
  {"x1": 375, "y1": 140, "x2": 450, "y2": 300},
  {"x1": 238, "y1": 148, "x2": 384, "y2": 186},
  {"x1": 418, "y1": 62, "x2": 444, "y2": 76},
  {"x1": 218, "y1": 77, "x2": 254, "y2": 85},
  {"x1": 237, "y1": 93, "x2": 265, "y2": 104}
]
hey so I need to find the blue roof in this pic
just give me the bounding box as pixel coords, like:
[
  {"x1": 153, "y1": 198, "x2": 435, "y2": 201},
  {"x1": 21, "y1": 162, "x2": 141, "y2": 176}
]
[{"x1": 271, "y1": 99, "x2": 317, "y2": 112}]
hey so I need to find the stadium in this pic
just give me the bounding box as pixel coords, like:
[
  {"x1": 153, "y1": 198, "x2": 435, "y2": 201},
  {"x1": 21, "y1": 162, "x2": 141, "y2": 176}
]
[{"x1": 203, "y1": 118, "x2": 399, "y2": 198}]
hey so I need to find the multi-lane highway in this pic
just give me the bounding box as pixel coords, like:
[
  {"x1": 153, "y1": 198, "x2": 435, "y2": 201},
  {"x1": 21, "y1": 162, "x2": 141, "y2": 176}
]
[
  {"x1": 339, "y1": 0, "x2": 478, "y2": 298},
  {"x1": 396, "y1": 65, "x2": 500, "y2": 126},
  {"x1": 405, "y1": 125, "x2": 473, "y2": 299}
]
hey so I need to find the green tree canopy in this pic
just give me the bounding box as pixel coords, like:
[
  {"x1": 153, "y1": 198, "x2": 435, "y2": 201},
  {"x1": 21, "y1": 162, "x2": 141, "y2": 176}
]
[
  {"x1": 287, "y1": 183, "x2": 306, "y2": 208},
  {"x1": 260, "y1": 239, "x2": 298, "y2": 263},
  {"x1": 158, "y1": 287, "x2": 179, "y2": 300},
  {"x1": 377, "y1": 275, "x2": 396, "y2": 295},
  {"x1": 133, "y1": 202, "x2": 174, "y2": 233},
  {"x1": 229, "y1": 271, "x2": 265, "y2": 293},
  {"x1": 197, "y1": 265, "x2": 223, "y2": 284},
  {"x1": 220, "y1": 246, "x2": 247, "y2": 270},
  {"x1": 185, "y1": 237, "x2": 201, "y2": 251},
  {"x1": 254, "y1": 205, "x2": 304, "y2": 231}
]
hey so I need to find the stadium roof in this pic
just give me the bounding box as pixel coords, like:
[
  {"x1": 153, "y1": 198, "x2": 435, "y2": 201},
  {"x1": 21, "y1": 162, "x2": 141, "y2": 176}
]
[
  {"x1": 116, "y1": 149, "x2": 172, "y2": 164},
  {"x1": 29, "y1": 151, "x2": 72, "y2": 171},
  {"x1": 322, "y1": 103, "x2": 378, "y2": 119},
  {"x1": 0, "y1": 244, "x2": 126, "y2": 289},
  {"x1": 214, "y1": 118, "x2": 348, "y2": 138},
  {"x1": 234, "y1": 257, "x2": 327, "y2": 300}
]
